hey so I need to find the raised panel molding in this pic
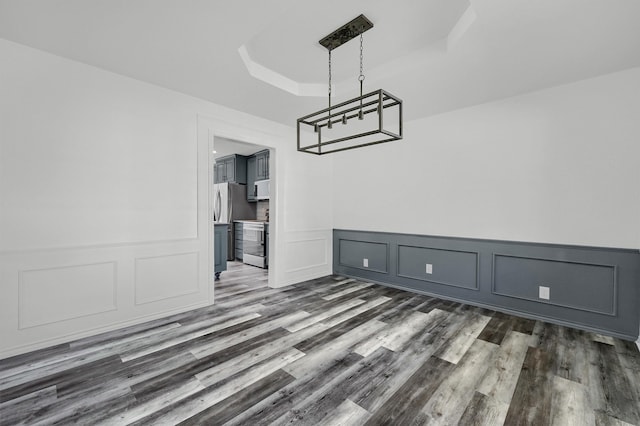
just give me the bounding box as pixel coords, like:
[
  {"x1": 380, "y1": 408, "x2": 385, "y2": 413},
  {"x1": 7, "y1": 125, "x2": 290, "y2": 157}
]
[
  {"x1": 134, "y1": 252, "x2": 199, "y2": 305},
  {"x1": 19, "y1": 262, "x2": 117, "y2": 329},
  {"x1": 338, "y1": 239, "x2": 389, "y2": 274},
  {"x1": 285, "y1": 238, "x2": 328, "y2": 273},
  {"x1": 492, "y1": 253, "x2": 617, "y2": 316},
  {"x1": 397, "y1": 245, "x2": 479, "y2": 290}
]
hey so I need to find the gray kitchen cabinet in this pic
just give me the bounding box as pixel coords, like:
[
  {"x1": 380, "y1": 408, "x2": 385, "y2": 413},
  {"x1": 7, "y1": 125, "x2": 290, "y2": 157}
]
[
  {"x1": 234, "y1": 221, "x2": 244, "y2": 260},
  {"x1": 214, "y1": 154, "x2": 247, "y2": 184},
  {"x1": 256, "y1": 150, "x2": 269, "y2": 180},
  {"x1": 246, "y1": 150, "x2": 269, "y2": 202},
  {"x1": 214, "y1": 223, "x2": 228, "y2": 279},
  {"x1": 246, "y1": 156, "x2": 257, "y2": 202}
]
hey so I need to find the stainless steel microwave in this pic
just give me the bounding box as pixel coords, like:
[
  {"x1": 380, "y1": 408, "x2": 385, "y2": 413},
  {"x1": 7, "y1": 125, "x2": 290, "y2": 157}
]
[{"x1": 255, "y1": 179, "x2": 270, "y2": 200}]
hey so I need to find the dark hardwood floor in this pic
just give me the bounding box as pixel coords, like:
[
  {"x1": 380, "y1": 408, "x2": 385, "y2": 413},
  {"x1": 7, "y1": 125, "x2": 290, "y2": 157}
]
[{"x1": 1, "y1": 261, "x2": 639, "y2": 425}]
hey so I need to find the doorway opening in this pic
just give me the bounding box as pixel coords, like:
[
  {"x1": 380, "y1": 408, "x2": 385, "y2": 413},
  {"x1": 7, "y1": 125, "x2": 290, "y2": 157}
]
[{"x1": 210, "y1": 135, "x2": 274, "y2": 301}]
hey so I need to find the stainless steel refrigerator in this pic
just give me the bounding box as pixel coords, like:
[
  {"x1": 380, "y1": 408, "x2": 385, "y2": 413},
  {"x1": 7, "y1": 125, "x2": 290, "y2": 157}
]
[{"x1": 213, "y1": 182, "x2": 256, "y2": 260}]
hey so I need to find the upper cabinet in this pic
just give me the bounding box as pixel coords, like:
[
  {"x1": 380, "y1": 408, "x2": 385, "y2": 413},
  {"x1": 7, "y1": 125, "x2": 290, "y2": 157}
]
[
  {"x1": 214, "y1": 154, "x2": 247, "y2": 184},
  {"x1": 247, "y1": 155, "x2": 257, "y2": 202},
  {"x1": 255, "y1": 150, "x2": 270, "y2": 181},
  {"x1": 246, "y1": 149, "x2": 269, "y2": 202}
]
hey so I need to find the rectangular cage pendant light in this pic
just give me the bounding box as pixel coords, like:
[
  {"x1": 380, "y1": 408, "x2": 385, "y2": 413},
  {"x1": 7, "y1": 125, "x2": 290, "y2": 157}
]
[
  {"x1": 296, "y1": 14, "x2": 403, "y2": 155},
  {"x1": 297, "y1": 89, "x2": 402, "y2": 155}
]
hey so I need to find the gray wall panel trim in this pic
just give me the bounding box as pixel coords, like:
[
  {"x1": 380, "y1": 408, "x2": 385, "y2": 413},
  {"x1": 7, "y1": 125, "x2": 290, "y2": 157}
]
[
  {"x1": 333, "y1": 229, "x2": 640, "y2": 340},
  {"x1": 336, "y1": 271, "x2": 638, "y2": 342},
  {"x1": 333, "y1": 228, "x2": 640, "y2": 254},
  {"x1": 396, "y1": 244, "x2": 480, "y2": 291},
  {"x1": 490, "y1": 253, "x2": 618, "y2": 316},
  {"x1": 337, "y1": 238, "x2": 390, "y2": 274}
]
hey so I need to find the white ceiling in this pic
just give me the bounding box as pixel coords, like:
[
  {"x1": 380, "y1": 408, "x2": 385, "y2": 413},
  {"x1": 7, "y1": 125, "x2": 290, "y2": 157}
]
[{"x1": 1, "y1": 0, "x2": 640, "y2": 126}]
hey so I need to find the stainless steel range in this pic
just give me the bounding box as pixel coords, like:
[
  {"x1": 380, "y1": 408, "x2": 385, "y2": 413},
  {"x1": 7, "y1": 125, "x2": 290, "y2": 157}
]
[{"x1": 243, "y1": 222, "x2": 266, "y2": 268}]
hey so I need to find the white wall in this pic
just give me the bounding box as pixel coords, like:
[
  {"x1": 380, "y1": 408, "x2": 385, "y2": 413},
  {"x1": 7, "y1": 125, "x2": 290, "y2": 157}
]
[
  {"x1": 0, "y1": 39, "x2": 333, "y2": 359},
  {"x1": 333, "y1": 68, "x2": 640, "y2": 250}
]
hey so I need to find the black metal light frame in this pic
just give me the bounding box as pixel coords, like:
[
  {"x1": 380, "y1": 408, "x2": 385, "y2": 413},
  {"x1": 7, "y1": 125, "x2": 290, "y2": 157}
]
[
  {"x1": 296, "y1": 14, "x2": 403, "y2": 155},
  {"x1": 297, "y1": 89, "x2": 402, "y2": 155}
]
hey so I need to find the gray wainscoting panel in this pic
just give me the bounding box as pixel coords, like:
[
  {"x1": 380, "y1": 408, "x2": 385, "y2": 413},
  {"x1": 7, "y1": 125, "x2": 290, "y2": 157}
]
[
  {"x1": 333, "y1": 229, "x2": 640, "y2": 340},
  {"x1": 492, "y1": 254, "x2": 616, "y2": 316},
  {"x1": 397, "y1": 245, "x2": 479, "y2": 290},
  {"x1": 338, "y1": 239, "x2": 388, "y2": 274}
]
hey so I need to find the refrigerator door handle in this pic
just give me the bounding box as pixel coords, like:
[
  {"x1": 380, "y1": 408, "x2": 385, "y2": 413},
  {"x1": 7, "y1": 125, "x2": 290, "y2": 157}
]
[
  {"x1": 214, "y1": 189, "x2": 221, "y2": 222},
  {"x1": 228, "y1": 186, "x2": 233, "y2": 222}
]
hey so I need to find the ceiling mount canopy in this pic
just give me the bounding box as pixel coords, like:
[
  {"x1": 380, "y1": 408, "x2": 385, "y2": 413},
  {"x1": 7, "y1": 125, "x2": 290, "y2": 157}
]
[
  {"x1": 318, "y1": 14, "x2": 373, "y2": 50},
  {"x1": 297, "y1": 14, "x2": 403, "y2": 155}
]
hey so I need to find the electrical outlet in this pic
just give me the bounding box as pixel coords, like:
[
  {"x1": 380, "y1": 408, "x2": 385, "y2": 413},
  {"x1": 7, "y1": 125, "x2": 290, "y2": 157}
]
[
  {"x1": 363, "y1": 258, "x2": 369, "y2": 267},
  {"x1": 539, "y1": 286, "x2": 550, "y2": 300},
  {"x1": 426, "y1": 263, "x2": 433, "y2": 274}
]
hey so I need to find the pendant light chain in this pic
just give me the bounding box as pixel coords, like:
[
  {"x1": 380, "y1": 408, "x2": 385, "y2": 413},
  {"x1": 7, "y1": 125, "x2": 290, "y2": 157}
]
[
  {"x1": 359, "y1": 30, "x2": 365, "y2": 89},
  {"x1": 358, "y1": 29, "x2": 365, "y2": 119},
  {"x1": 328, "y1": 49, "x2": 332, "y2": 99},
  {"x1": 328, "y1": 49, "x2": 333, "y2": 128}
]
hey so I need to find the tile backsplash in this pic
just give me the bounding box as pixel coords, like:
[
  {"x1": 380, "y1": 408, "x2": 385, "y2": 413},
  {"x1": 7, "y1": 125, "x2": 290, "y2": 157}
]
[{"x1": 257, "y1": 200, "x2": 269, "y2": 221}]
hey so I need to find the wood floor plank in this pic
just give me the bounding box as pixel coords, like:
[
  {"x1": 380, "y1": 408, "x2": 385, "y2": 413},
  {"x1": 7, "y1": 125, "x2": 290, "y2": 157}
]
[
  {"x1": 284, "y1": 297, "x2": 367, "y2": 333},
  {"x1": 282, "y1": 319, "x2": 387, "y2": 380},
  {"x1": 194, "y1": 325, "x2": 323, "y2": 387},
  {"x1": 293, "y1": 296, "x2": 393, "y2": 353},
  {"x1": 362, "y1": 356, "x2": 454, "y2": 425},
  {"x1": 307, "y1": 286, "x2": 383, "y2": 311},
  {"x1": 351, "y1": 310, "x2": 452, "y2": 413},
  {"x1": 317, "y1": 399, "x2": 371, "y2": 426},
  {"x1": 321, "y1": 281, "x2": 374, "y2": 301},
  {"x1": 416, "y1": 339, "x2": 499, "y2": 425},
  {"x1": 503, "y1": 346, "x2": 554, "y2": 425},
  {"x1": 477, "y1": 311, "x2": 513, "y2": 344},
  {"x1": 132, "y1": 348, "x2": 305, "y2": 425},
  {"x1": 190, "y1": 310, "x2": 310, "y2": 359},
  {"x1": 590, "y1": 341, "x2": 640, "y2": 425},
  {"x1": 0, "y1": 343, "x2": 71, "y2": 374},
  {"x1": 477, "y1": 330, "x2": 530, "y2": 405},
  {"x1": 119, "y1": 312, "x2": 260, "y2": 362},
  {"x1": 375, "y1": 293, "x2": 430, "y2": 322},
  {"x1": 0, "y1": 385, "x2": 57, "y2": 425},
  {"x1": 353, "y1": 310, "x2": 434, "y2": 357},
  {"x1": 510, "y1": 316, "x2": 536, "y2": 335},
  {"x1": 434, "y1": 311, "x2": 492, "y2": 364},
  {"x1": 550, "y1": 375, "x2": 595, "y2": 426},
  {"x1": 101, "y1": 377, "x2": 204, "y2": 425},
  {"x1": 178, "y1": 369, "x2": 295, "y2": 425},
  {"x1": 272, "y1": 347, "x2": 397, "y2": 425},
  {"x1": 552, "y1": 326, "x2": 589, "y2": 384},
  {"x1": 458, "y1": 391, "x2": 510, "y2": 426},
  {"x1": 0, "y1": 354, "x2": 123, "y2": 404},
  {"x1": 614, "y1": 338, "x2": 640, "y2": 373},
  {"x1": 594, "y1": 411, "x2": 637, "y2": 426},
  {"x1": 19, "y1": 377, "x2": 135, "y2": 426},
  {"x1": 224, "y1": 352, "x2": 364, "y2": 426},
  {"x1": 529, "y1": 321, "x2": 561, "y2": 354},
  {"x1": 130, "y1": 328, "x2": 289, "y2": 403}
]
